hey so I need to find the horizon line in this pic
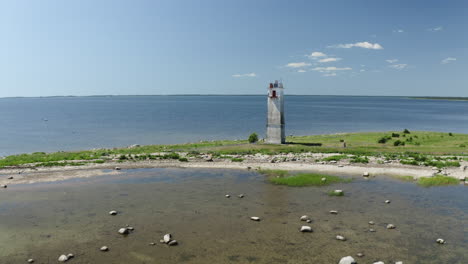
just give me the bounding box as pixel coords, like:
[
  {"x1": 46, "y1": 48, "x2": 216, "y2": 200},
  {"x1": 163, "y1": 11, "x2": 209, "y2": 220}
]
[{"x1": 1, "y1": 94, "x2": 467, "y2": 99}]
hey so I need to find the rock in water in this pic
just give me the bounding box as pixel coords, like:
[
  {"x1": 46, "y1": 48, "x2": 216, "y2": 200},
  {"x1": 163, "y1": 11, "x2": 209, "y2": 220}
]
[
  {"x1": 58, "y1": 255, "x2": 68, "y2": 262},
  {"x1": 386, "y1": 224, "x2": 396, "y2": 229},
  {"x1": 321, "y1": 177, "x2": 327, "y2": 182},
  {"x1": 363, "y1": 172, "x2": 369, "y2": 177},
  {"x1": 339, "y1": 256, "x2": 357, "y2": 264},
  {"x1": 300, "y1": 215, "x2": 308, "y2": 221},
  {"x1": 238, "y1": 194, "x2": 244, "y2": 198},
  {"x1": 163, "y1": 234, "x2": 172, "y2": 243},
  {"x1": 395, "y1": 261, "x2": 403, "y2": 264},
  {"x1": 168, "y1": 240, "x2": 178, "y2": 246},
  {"x1": 385, "y1": 200, "x2": 391, "y2": 204},
  {"x1": 1, "y1": 184, "x2": 7, "y2": 188},
  {"x1": 67, "y1": 254, "x2": 74, "y2": 259},
  {"x1": 114, "y1": 167, "x2": 121, "y2": 170},
  {"x1": 334, "y1": 190, "x2": 343, "y2": 195},
  {"x1": 330, "y1": 210, "x2": 338, "y2": 214},
  {"x1": 436, "y1": 238, "x2": 445, "y2": 244},
  {"x1": 7, "y1": 176, "x2": 13, "y2": 179},
  {"x1": 356, "y1": 253, "x2": 364, "y2": 257},
  {"x1": 306, "y1": 219, "x2": 311, "y2": 223},
  {"x1": 100, "y1": 246, "x2": 109, "y2": 252},
  {"x1": 225, "y1": 194, "x2": 230, "y2": 198},
  {"x1": 368, "y1": 221, "x2": 375, "y2": 225},
  {"x1": 27, "y1": 259, "x2": 34, "y2": 263},
  {"x1": 300, "y1": 226, "x2": 312, "y2": 232},
  {"x1": 336, "y1": 235, "x2": 346, "y2": 241},
  {"x1": 109, "y1": 210, "x2": 117, "y2": 215},
  {"x1": 250, "y1": 216, "x2": 260, "y2": 221},
  {"x1": 118, "y1": 228, "x2": 129, "y2": 234},
  {"x1": 373, "y1": 262, "x2": 385, "y2": 264}
]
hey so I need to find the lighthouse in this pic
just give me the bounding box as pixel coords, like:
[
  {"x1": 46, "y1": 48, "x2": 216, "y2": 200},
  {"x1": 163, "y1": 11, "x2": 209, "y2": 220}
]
[{"x1": 266, "y1": 80, "x2": 285, "y2": 144}]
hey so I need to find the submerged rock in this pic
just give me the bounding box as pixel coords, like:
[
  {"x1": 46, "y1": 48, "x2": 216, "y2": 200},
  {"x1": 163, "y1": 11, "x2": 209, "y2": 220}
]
[
  {"x1": 339, "y1": 256, "x2": 357, "y2": 264},
  {"x1": 368, "y1": 221, "x2": 375, "y2": 225},
  {"x1": 1, "y1": 184, "x2": 7, "y2": 188},
  {"x1": 336, "y1": 235, "x2": 346, "y2": 241},
  {"x1": 395, "y1": 261, "x2": 403, "y2": 264},
  {"x1": 436, "y1": 238, "x2": 446, "y2": 244},
  {"x1": 109, "y1": 210, "x2": 118, "y2": 215},
  {"x1": 225, "y1": 194, "x2": 230, "y2": 198},
  {"x1": 114, "y1": 167, "x2": 121, "y2": 170},
  {"x1": 238, "y1": 194, "x2": 244, "y2": 198},
  {"x1": 356, "y1": 253, "x2": 364, "y2": 257},
  {"x1": 321, "y1": 177, "x2": 327, "y2": 182},
  {"x1": 168, "y1": 240, "x2": 178, "y2": 246},
  {"x1": 369, "y1": 228, "x2": 376, "y2": 232},
  {"x1": 300, "y1": 226, "x2": 312, "y2": 232},
  {"x1": 334, "y1": 190, "x2": 343, "y2": 195},
  {"x1": 149, "y1": 242, "x2": 156, "y2": 246},
  {"x1": 163, "y1": 234, "x2": 172, "y2": 243},
  {"x1": 363, "y1": 172, "x2": 369, "y2": 177},
  {"x1": 300, "y1": 215, "x2": 308, "y2": 221},
  {"x1": 385, "y1": 200, "x2": 391, "y2": 204},
  {"x1": 7, "y1": 176, "x2": 13, "y2": 179},
  {"x1": 66, "y1": 254, "x2": 74, "y2": 259},
  {"x1": 100, "y1": 246, "x2": 109, "y2": 252},
  {"x1": 306, "y1": 219, "x2": 311, "y2": 223},
  {"x1": 118, "y1": 228, "x2": 129, "y2": 235},
  {"x1": 387, "y1": 224, "x2": 396, "y2": 229},
  {"x1": 250, "y1": 216, "x2": 260, "y2": 221},
  {"x1": 330, "y1": 210, "x2": 338, "y2": 214},
  {"x1": 373, "y1": 262, "x2": 384, "y2": 264},
  {"x1": 27, "y1": 259, "x2": 34, "y2": 263},
  {"x1": 58, "y1": 255, "x2": 68, "y2": 262}
]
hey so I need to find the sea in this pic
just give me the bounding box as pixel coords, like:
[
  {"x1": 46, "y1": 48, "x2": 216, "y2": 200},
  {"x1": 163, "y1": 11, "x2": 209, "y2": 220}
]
[{"x1": 0, "y1": 95, "x2": 467, "y2": 156}]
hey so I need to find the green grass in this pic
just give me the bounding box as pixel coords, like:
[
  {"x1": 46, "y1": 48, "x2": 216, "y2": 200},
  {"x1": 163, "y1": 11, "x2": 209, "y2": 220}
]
[
  {"x1": 417, "y1": 175, "x2": 459, "y2": 187},
  {"x1": 230, "y1": 158, "x2": 244, "y2": 162},
  {"x1": 1, "y1": 131, "x2": 467, "y2": 169},
  {"x1": 259, "y1": 169, "x2": 349, "y2": 187},
  {"x1": 323, "y1": 155, "x2": 348, "y2": 162},
  {"x1": 178, "y1": 157, "x2": 188, "y2": 162}
]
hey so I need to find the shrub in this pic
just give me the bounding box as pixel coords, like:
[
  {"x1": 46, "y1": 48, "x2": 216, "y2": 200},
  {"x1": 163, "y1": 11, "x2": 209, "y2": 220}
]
[
  {"x1": 378, "y1": 136, "x2": 391, "y2": 144},
  {"x1": 231, "y1": 158, "x2": 244, "y2": 162},
  {"x1": 448, "y1": 132, "x2": 453, "y2": 136},
  {"x1": 178, "y1": 157, "x2": 188, "y2": 162},
  {"x1": 350, "y1": 156, "x2": 369, "y2": 163},
  {"x1": 460, "y1": 144, "x2": 466, "y2": 148},
  {"x1": 248, "y1": 133, "x2": 259, "y2": 143},
  {"x1": 391, "y1": 133, "x2": 400, "y2": 138},
  {"x1": 394, "y1": 140, "x2": 405, "y2": 146},
  {"x1": 403, "y1": 129, "x2": 411, "y2": 134},
  {"x1": 323, "y1": 155, "x2": 348, "y2": 162}
]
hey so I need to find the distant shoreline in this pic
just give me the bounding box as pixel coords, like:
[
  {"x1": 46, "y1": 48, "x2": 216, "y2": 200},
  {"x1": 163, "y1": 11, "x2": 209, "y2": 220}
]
[{"x1": 409, "y1": 96, "x2": 468, "y2": 101}]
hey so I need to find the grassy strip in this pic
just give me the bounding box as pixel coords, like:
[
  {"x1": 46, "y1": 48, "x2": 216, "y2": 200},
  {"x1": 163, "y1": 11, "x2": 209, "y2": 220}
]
[
  {"x1": 417, "y1": 175, "x2": 460, "y2": 187},
  {"x1": 0, "y1": 131, "x2": 466, "y2": 169},
  {"x1": 323, "y1": 155, "x2": 348, "y2": 162},
  {"x1": 259, "y1": 169, "x2": 349, "y2": 187}
]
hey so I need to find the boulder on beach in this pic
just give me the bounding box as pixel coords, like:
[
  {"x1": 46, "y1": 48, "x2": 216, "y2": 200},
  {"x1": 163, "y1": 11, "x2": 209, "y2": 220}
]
[
  {"x1": 300, "y1": 215, "x2": 308, "y2": 221},
  {"x1": 163, "y1": 234, "x2": 172, "y2": 243},
  {"x1": 336, "y1": 235, "x2": 346, "y2": 241},
  {"x1": 250, "y1": 216, "x2": 260, "y2": 221},
  {"x1": 300, "y1": 226, "x2": 312, "y2": 232},
  {"x1": 58, "y1": 255, "x2": 68, "y2": 262},
  {"x1": 109, "y1": 210, "x2": 117, "y2": 215},
  {"x1": 100, "y1": 246, "x2": 109, "y2": 252},
  {"x1": 118, "y1": 228, "x2": 129, "y2": 234}
]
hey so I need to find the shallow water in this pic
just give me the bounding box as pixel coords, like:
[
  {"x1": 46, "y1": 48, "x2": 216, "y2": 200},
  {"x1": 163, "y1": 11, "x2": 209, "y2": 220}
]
[{"x1": 0, "y1": 168, "x2": 466, "y2": 263}]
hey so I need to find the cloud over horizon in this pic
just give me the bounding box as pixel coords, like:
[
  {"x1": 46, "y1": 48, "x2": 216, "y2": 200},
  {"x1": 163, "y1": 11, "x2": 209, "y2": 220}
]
[
  {"x1": 329, "y1": 41, "x2": 383, "y2": 50},
  {"x1": 389, "y1": 64, "x2": 408, "y2": 70},
  {"x1": 232, "y1": 73, "x2": 256, "y2": 77},
  {"x1": 318, "y1": 57, "x2": 341, "y2": 63},
  {"x1": 286, "y1": 62, "x2": 311, "y2": 68},
  {"x1": 441, "y1": 57, "x2": 456, "y2": 64}
]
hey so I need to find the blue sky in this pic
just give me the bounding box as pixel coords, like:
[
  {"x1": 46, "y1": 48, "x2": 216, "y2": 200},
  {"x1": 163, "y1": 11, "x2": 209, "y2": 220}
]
[{"x1": 0, "y1": 0, "x2": 466, "y2": 97}]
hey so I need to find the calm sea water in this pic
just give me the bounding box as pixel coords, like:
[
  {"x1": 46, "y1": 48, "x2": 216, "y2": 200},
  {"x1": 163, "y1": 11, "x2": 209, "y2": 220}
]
[{"x1": 0, "y1": 95, "x2": 467, "y2": 156}]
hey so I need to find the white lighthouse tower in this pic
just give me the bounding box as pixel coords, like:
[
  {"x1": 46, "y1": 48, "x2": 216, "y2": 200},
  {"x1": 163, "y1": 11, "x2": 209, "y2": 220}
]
[{"x1": 266, "y1": 80, "x2": 285, "y2": 144}]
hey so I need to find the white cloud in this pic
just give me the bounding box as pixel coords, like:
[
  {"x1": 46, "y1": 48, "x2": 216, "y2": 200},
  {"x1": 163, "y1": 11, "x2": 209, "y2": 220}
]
[
  {"x1": 386, "y1": 59, "x2": 398, "y2": 63},
  {"x1": 360, "y1": 69, "x2": 365, "y2": 72},
  {"x1": 428, "y1": 26, "x2": 443, "y2": 32},
  {"x1": 389, "y1": 64, "x2": 408, "y2": 70},
  {"x1": 330, "y1": 41, "x2": 383, "y2": 50},
  {"x1": 393, "y1": 29, "x2": 404, "y2": 33},
  {"x1": 323, "y1": 72, "x2": 337, "y2": 77},
  {"x1": 308, "y1": 51, "x2": 327, "y2": 58},
  {"x1": 297, "y1": 69, "x2": 306, "y2": 73},
  {"x1": 312, "y1": 66, "x2": 352, "y2": 71},
  {"x1": 319, "y1": 57, "x2": 341, "y2": 63},
  {"x1": 286, "y1": 62, "x2": 311, "y2": 68},
  {"x1": 232, "y1": 73, "x2": 256, "y2": 77},
  {"x1": 441, "y1": 57, "x2": 456, "y2": 64}
]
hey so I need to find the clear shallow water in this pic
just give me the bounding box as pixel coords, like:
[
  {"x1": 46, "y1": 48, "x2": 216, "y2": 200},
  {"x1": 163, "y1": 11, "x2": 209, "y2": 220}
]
[
  {"x1": 0, "y1": 95, "x2": 467, "y2": 156},
  {"x1": 0, "y1": 168, "x2": 466, "y2": 263}
]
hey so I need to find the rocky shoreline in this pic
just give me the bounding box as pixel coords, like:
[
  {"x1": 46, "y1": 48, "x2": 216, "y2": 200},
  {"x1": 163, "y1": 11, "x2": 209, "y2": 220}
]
[{"x1": 1, "y1": 152, "x2": 467, "y2": 185}]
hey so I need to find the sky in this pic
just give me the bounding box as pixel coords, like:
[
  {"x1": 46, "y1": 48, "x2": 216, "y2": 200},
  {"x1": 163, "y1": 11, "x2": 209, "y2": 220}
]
[{"x1": 0, "y1": 0, "x2": 467, "y2": 97}]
